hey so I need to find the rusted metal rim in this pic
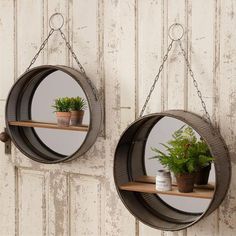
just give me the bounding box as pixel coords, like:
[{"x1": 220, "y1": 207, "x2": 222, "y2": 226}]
[
  {"x1": 114, "y1": 110, "x2": 231, "y2": 231},
  {"x1": 5, "y1": 65, "x2": 102, "y2": 163}
]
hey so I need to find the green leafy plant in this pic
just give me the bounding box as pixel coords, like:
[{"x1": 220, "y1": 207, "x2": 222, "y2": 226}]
[
  {"x1": 151, "y1": 126, "x2": 214, "y2": 175},
  {"x1": 52, "y1": 97, "x2": 71, "y2": 112},
  {"x1": 70, "y1": 96, "x2": 87, "y2": 111}
]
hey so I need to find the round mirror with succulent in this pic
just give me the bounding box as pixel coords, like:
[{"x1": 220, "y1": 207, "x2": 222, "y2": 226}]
[
  {"x1": 70, "y1": 96, "x2": 87, "y2": 126},
  {"x1": 151, "y1": 125, "x2": 214, "y2": 193},
  {"x1": 52, "y1": 96, "x2": 87, "y2": 127},
  {"x1": 52, "y1": 97, "x2": 72, "y2": 127}
]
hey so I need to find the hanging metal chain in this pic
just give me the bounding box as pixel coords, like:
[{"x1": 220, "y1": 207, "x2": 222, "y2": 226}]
[
  {"x1": 24, "y1": 13, "x2": 98, "y2": 100},
  {"x1": 59, "y1": 29, "x2": 87, "y2": 76},
  {"x1": 58, "y1": 29, "x2": 98, "y2": 100},
  {"x1": 178, "y1": 40, "x2": 213, "y2": 127},
  {"x1": 25, "y1": 29, "x2": 55, "y2": 72},
  {"x1": 140, "y1": 23, "x2": 213, "y2": 129},
  {"x1": 139, "y1": 39, "x2": 174, "y2": 117}
]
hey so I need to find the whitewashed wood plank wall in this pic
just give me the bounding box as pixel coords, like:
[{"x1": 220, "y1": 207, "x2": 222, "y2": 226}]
[{"x1": 0, "y1": 0, "x2": 235, "y2": 235}]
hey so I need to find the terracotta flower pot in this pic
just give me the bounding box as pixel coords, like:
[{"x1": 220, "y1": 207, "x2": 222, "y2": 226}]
[
  {"x1": 70, "y1": 110, "x2": 84, "y2": 126},
  {"x1": 195, "y1": 164, "x2": 211, "y2": 185},
  {"x1": 175, "y1": 173, "x2": 196, "y2": 193},
  {"x1": 56, "y1": 112, "x2": 71, "y2": 127}
]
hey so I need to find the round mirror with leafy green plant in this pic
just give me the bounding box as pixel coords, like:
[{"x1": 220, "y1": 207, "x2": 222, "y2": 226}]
[{"x1": 151, "y1": 125, "x2": 214, "y2": 192}]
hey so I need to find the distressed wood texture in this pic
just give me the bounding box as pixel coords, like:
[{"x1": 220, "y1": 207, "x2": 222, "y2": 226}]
[
  {"x1": 0, "y1": 0, "x2": 236, "y2": 236},
  {"x1": 69, "y1": 174, "x2": 102, "y2": 236}
]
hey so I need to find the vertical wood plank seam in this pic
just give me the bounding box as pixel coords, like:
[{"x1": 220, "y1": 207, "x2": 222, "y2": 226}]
[
  {"x1": 67, "y1": 173, "x2": 71, "y2": 236},
  {"x1": 134, "y1": 0, "x2": 139, "y2": 232},
  {"x1": 42, "y1": 0, "x2": 47, "y2": 65},
  {"x1": 13, "y1": 0, "x2": 19, "y2": 233},
  {"x1": 42, "y1": 172, "x2": 47, "y2": 236},
  {"x1": 162, "y1": 0, "x2": 168, "y2": 232},
  {"x1": 14, "y1": 0, "x2": 18, "y2": 81},
  {"x1": 164, "y1": 0, "x2": 169, "y2": 111},
  {"x1": 184, "y1": 0, "x2": 190, "y2": 112},
  {"x1": 183, "y1": 0, "x2": 189, "y2": 232},
  {"x1": 161, "y1": 0, "x2": 165, "y2": 112},
  {"x1": 134, "y1": 0, "x2": 139, "y2": 119},
  {"x1": 98, "y1": 0, "x2": 106, "y2": 137},
  {"x1": 213, "y1": 0, "x2": 221, "y2": 129},
  {"x1": 98, "y1": 179, "x2": 102, "y2": 236},
  {"x1": 15, "y1": 167, "x2": 19, "y2": 236},
  {"x1": 45, "y1": 0, "x2": 49, "y2": 65},
  {"x1": 66, "y1": 0, "x2": 70, "y2": 66},
  {"x1": 42, "y1": 0, "x2": 45, "y2": 67},
  {"x1": 68, "y1": 0, "x2": 72, "y2": 68},
  {"x1": 213, "y1": 0, "x2": 221, "y2": 233},
  {"x1": 44, "y1": 2, "x2": 49, "y2": 235}
]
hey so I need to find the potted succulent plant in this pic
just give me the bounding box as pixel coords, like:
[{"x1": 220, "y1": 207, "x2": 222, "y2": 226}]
[
  {"x1": 151, "y1": 126, "x2": 214, "y2": 193},
  {"x1": 52, "y1": 97, "x2": 71, "y2": 127},
  {"x1": 70, "y1": 96, "x2": 87, "y2": 126}
]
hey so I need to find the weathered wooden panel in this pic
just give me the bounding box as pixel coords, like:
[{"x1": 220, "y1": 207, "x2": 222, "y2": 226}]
[
  {"x1": 166, "y1": 0, "x2": 186, "y2": 110},
  {"x1": 0, "y1": 0, "x2": 14, "y2": 99},
  {"x1": 186, "y1": 1, "x2": 219, "y2": 235},
  {"x1": 69, "y1": 174, "x2": 102, "y2": 236},
  {"x1": 137, "y1": 0, "x2": 163, "y2": 235},
  {"x1": 1, "y1": 0, "x2": 236, "y2": 236},
  {"x1": 16, "y1": 0, "x2": 44, "y2": 75},
  {"x1": 137, "y1": 0, "x2": 163, "y2": 116},
  {"x1": 70, "y1": 0, "x2": 101, "y2": 86},
  {"x1": 139, "y1": 222, "x2": 162, "y2": 236},
  {"x1": 186, "y1": 0, "x2": 214, "y2": 117},
  {"x1": 0, "y1": 101, "x2": 15, "y2": 236},
  {"x1": 48, "y1": 172, "x2": 69, "y2": 236},
  {"x1": 103, "y1": 0, "x2": 136, "y2": 235},
  {"x1": 218, "y1": 1, "x2": 236, "y2": 235},
  {"x1": 17, "y1": 168, "x2": 49, "y2": 236},
  {"x1": 118, "y1": 0, "x2": 136, "y2": 127},
  {"x1": 47, "y1": 0, "x2": 68, "y2": 65}
]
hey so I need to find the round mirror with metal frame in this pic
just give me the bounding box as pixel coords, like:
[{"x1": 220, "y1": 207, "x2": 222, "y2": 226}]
[
  {"x1": 114, "y1": 110, "x2": 231, "y2": 231},
  {"x1": 5, "y1": 65, "x2": 102, "y2": 163}
]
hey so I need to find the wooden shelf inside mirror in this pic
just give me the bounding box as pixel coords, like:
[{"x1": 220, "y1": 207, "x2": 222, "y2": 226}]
[
  {"x1": 119, "y1": 176, "x2": 214, "y2": 199},
  {"x1": 9, "y1": 121, "x2": 89, "y2": 132}
]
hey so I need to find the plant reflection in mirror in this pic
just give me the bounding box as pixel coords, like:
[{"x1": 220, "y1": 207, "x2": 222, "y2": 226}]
[{"x1": 150, "y1": 125, "x2": 214, "y2": 175}]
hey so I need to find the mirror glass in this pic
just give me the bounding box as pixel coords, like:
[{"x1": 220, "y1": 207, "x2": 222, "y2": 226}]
[
  {"x1": 31, "y1": 70, "x2": 90, "y2": 156},
  {"x1": 145, "y1": 117, "x2": 215, "y2": 213}
]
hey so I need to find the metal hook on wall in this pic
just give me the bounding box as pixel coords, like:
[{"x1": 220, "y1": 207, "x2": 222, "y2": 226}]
[
  {"x1": 168, "y1": 23, "x2": 184, "y2": 41},
  {"x1": 49, "y1": 12, "x2": 65, "y2": 31}
]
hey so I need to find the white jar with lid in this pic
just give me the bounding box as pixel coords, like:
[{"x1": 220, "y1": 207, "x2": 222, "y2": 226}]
[{"x1": 156, "y1": 170, "x2": 172, "y2": 191}]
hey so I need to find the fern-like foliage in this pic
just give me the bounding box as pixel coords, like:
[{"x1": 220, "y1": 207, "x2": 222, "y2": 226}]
[{"x1": 151, "y1": 126, "x2": 214, "y2": 175}]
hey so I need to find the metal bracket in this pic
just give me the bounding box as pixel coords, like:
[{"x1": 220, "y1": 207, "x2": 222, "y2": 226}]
[{"x1": 0, "y1": 128, "x2": 11, "y2": 154}]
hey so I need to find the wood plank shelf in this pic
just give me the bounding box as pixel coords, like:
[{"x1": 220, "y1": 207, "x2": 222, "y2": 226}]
[
  {"x1": 9, "y1": 121, "x2": 89, "y2": 132},
  {"x1": 135, "y1": 176, "x2": 215, "y2": 190},
  {"x1": 119, "y1": 176, "x2": 215, "y2": 199}
]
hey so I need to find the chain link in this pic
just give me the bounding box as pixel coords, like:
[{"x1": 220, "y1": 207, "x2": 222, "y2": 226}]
[
  {"x1": 139, "y1": 40, "x2": 174, "y2": 117},
  {"x1": 59, "y1": 29, "x2": 87, "y2": 76},
  {"x1": 24, "y1": 25, "x2": 98, "y2": 100},
  {"x1": 178, "y1": 40, "x2": 213, "y2": 127},
  {"x1": 25, "y1": 29, "x2": 55, "y2": 72},
  {"x1": 139, "y1": 36, "x2": 213, "y2": 129},
  {"x1": 58, "y1": 29, "x2": 98, "y2": 100}
]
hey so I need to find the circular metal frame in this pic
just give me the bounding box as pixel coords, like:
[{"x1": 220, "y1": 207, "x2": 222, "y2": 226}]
[
  {"x1": 168, "y1": 23, "x2": 184, "y2": 41},
  {"x1": 114, "y1": 110, "x2": 231, "y2": 231},
  {"x1": 5, "y1": 65, "x2": 102, "y2": 163},
  {"x1": 49, "y1": 13, "x2": 64, "y2": 31}
]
